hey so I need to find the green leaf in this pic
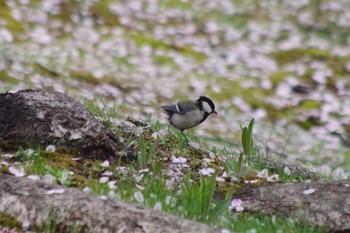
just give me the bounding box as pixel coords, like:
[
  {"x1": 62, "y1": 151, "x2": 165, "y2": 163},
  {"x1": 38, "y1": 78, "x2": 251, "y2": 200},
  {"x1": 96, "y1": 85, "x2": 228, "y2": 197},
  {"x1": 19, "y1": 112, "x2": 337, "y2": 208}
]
[
  {"x1": 241, "y1": 127, "x2": 251, "y2": 155},
  {"x1": 248, "y1": 118, "x2": 255, "y2": 152},
  {"x1": 236, "y1": 152, "x2": 244, "y2": 174},
  {"x1": 248, "y1": 118, "x2": 255, "y2": 136},
  {"x1": 138, "y1": 136, "x2": 147, "y2": 169},
  {"x1": 207, "y1": 199, "x2": 230, "y2": 223},
  {"x1": 147, "y1": 141, "x2": 157, "y2": 160},
  {"x1": 152, "y1": 159, "x2": 162, "y2": 176}
]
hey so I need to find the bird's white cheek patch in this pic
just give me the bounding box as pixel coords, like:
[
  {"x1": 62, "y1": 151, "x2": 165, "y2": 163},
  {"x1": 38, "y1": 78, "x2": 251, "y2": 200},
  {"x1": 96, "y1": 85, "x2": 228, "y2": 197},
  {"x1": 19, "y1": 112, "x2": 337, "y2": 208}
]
[
  {"x1": 175, "y1": 103, "x2": 180, "y2": 113},
  {"x1": 202, "y1": 102, "x2": 212, "y2": 113}
]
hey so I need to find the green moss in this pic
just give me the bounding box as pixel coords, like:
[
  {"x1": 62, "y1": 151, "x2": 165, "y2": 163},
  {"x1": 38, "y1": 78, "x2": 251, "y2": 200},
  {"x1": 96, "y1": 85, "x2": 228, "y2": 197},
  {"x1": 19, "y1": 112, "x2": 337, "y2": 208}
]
[
  {"x1": 227, "y1": 212, "x2": 326, "y2": 233},
  {"x1": 32, "y1": 63, "x2": 60, "y2": 78},
  {"x1": 43, "y1": 152, "x2": 99, "y2": 187},
  {"x1": 0, "y1": 213, "x2": 23, "y2": 231},
  {"x1": 299, "y1": 99, "x2": 321, "y2": 109},
  {"x1": 0, "y1": 140, "x2": 32, "y2": 151},
  {"x1": 300, "y1": 68, "x2": 313, "y2": 81},
  {"x1": 70, "y1": 71, "x2": 100, "y2": 85},
  {"x1": 272, "y1": 48, "x2": 332, "y2": 66},
  {"x1": 214, "y1": 12, "x2": 249, "y2": 29},
  {"x1": 20, "y1": 150, "x2": 92, "y2": 187},
  {"x1": 133, "y1": 32, "x2": 207, "y2": 62},
  {"x1": 296, "y1": 116, "x2": 323, "y2": 130},
  {"x1": 0, "y1": 5, "x2": 24, "y2": 36},
  {"x1": 272, "y1": 48, "x2": 350, "y2": 75},
  {"x1": 42, "y1": 152, "x2": 77, "y2": 170},
  {"x1": 0, "y1": 70, "x2": 18, "y2": 85},
  {"x1": 56, "y1": 1, "x2": 84, "y2": 24},
  {"x1": 153, "y1": 55, "x2": 175, "y2": 66},
  {"x1": 69, "y1": 69, "x2": 136, "y2": 92},
  {"x1": 160, "y1": 0, "x2": 193, "y2": 11},
  {"x1": 89, "y1": 1, "x2": 119, "y2": 25},
  {"x1": 269, "y1": 71, "x2": 287, "y2": 87}
]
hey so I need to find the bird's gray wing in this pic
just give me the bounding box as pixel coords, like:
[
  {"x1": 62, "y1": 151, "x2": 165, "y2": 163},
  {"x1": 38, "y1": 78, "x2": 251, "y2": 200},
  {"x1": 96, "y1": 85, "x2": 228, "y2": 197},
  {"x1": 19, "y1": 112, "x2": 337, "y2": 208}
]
[
  {"x1": 177, "y1": 100, "x2": 198, "y2": 112},
  {"x1": 161, "y1": 100, "x2": 197, "y2": 115},
  {"x1": 161, "y1": 104, "x2": 178, "y2": 113}
]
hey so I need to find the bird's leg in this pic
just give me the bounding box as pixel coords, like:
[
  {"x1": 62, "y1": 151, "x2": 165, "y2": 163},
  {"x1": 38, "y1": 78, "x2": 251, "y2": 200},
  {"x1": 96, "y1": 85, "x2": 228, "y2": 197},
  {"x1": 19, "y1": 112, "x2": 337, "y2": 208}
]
[{"x1": 180, "y1": 130, "x2": 189, "y2": 143}]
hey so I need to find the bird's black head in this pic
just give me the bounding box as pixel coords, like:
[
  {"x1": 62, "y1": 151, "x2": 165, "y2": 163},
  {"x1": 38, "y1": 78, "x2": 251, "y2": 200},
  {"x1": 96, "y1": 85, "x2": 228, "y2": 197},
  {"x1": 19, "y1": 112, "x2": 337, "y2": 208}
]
[{"x1": 197, "y1": 96, "x2": 217, "y2": 115}]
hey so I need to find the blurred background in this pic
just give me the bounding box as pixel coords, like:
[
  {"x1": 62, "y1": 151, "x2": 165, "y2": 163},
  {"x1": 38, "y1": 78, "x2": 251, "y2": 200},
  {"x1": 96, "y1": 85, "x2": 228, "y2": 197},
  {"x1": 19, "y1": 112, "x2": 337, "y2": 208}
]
[{"x1": 1, "y1": 0, "x2": 350, "y2": 171}]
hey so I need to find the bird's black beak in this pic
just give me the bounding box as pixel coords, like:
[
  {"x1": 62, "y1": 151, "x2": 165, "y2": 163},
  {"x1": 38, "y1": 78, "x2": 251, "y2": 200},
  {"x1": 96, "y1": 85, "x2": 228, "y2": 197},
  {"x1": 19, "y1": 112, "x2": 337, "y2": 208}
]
[{"x1": 212, "y1": 110, "x2": 218, "y2": 115}]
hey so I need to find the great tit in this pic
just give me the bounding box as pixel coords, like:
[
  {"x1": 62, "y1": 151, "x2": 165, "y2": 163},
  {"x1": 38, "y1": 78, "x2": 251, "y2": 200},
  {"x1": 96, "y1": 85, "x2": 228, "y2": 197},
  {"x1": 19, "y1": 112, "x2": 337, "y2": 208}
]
[{"x1": 161, "y1": 96, "x2": 217, "y2": 141}]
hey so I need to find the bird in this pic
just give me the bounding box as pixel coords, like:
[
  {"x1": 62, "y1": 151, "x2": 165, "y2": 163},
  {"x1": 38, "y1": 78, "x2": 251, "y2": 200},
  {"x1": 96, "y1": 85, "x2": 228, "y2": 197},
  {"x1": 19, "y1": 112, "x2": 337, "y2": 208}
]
[{"x1": 161, "y1": 96, "x2": 217, "y2": 142}]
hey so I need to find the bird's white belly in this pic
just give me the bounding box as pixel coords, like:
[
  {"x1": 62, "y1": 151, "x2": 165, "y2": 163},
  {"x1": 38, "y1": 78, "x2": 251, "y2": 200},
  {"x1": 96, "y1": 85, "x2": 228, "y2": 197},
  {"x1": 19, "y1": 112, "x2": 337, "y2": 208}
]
[{"x1": 170, "y1": 109, "x2": 203, "y2": 131}]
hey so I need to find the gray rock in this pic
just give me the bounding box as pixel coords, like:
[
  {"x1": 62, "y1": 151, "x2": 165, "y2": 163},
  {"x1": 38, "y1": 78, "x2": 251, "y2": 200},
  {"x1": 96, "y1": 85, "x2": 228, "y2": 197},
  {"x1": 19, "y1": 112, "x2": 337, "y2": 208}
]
[{"x1": 0, "y1": 89, "x2": 123, "y2": 160}]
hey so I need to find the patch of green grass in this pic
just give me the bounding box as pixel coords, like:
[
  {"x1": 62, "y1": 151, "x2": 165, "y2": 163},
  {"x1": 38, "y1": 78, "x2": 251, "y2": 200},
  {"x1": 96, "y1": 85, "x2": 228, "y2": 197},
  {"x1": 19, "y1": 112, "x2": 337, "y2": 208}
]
[
  {"x1": 0, "y1": 214, "x2": 22, "y2": 231},
  {"x1": 181, "y1": 173, "x2": 231, "y2": 223},
  {"x1": 271, "y1": 48, "x2": 350, "y2": 77},
  {"x1": 269, "y1": 71, "x2": 288, "y2": 87},
  {"x1": 271, "y1": 48, "x2": 330, "y2": 66},
  {"x1": 225, "y1": 212, "x2": 326, "y2": 233},
  {"x1": 133, "y1": 32, "x2": 207, "y2": 62},
  {"x1": 37, "y1": 210, "x2": 82, "y2": 233},
  {"x1": 0, "y1": 70, "x2": 18, "y2": 85},
  {"x1": 0, "y1": 114, "x2": 326, "y2": 232},
  {"x1": 212, "y1": 12, "x2": 249, "y2": 29},
  {"x1": 83, "y1": 96, "x2": 124, "y2": 123},
  {"x1": 160, "y1": 0, "x2": 193, "y2": 11},
  {"x1": 70, "y1": 71, "x2": 100, "y2": 85},
  {"x1": 153, "y1": 55, "x2": 176, "y2": 67},
  {"x1": 299, "y1": 99, "x2": 321, "y2": 110},
  {"x1": 89, "y1": 1, "x2": 119, "y2": 25},
  {"x1": 0, "y1": 5, "x2": 24, "y2": 36}
]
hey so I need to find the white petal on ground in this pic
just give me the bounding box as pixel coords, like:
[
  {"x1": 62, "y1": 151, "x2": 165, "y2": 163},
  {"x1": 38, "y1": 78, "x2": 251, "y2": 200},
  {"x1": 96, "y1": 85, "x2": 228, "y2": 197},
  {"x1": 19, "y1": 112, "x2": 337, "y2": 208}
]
[
  {"x1": 101, "y1": 171, "x2": 113, "y2": 176},
  {"x1": 209, "y1": 152, "x2": 215, "y2": 159},
  {"x1": 42, "y1": 174, "x2": 56, "y2": 184},
  {"x1": 221, "y1": 229, "x2": 231, "y2": 233},
  {"x1": 133, "y1": 191, "x2": 144, "y2": 203},
  {"x1": 22, "y1": 220, "x2": 30, "y2": 230},
  {"x1": 45, "y1": 145, "x2": 56, "y2": 152},
  {"x1": 71, "y1": 157, "x2": 82, "y2": 161},
  {"x1": 99, "y1": 195, "x2": 108, "y2": 200},
  {"x1": 46, "y1": 189, "x2": 65, "y2": 194},
  {"x1": 165, "y1": 196, "x2": 177, "y2": 207},
  {"x1": 187, "y1": 142, "x2": 201, "y2": 150},
  {"x1": 267, "y1": 174, "x2": 279, "y2": 182},
  {"x1": 134, "y1": 174, "x2": 144, "y2": 183},
  {"x1": 101, "y1": 160, "x2": 110, "y2": 167},
  {"x1": 139, "y1": 168, "x2": 149, "y2": 173},
  {"x1": 0, "y1": 161, "x2": 10, "y2": 166},
  {"x1": 244, "y1": 179, "x2": 259, "y2": 184},
  {"x1": 199, "y1": 168, "x2": 212, "y2": 176},
  {"x1": 3, "y1": 153, "x2": 15, "y2": 158},
  {"x1": 229, "y1": 198, "x2": 244, "y2": 211},
  {"x1": 108, "y1": 180, "x2": 118, "y2": 190},
  {"x1": 257, "y1": 169, "x2": 269, "y2": 178},
  {"x1": 108, "y1": 191, "x2": 116, "y2": 198},
  {"x1": 303, "y1": 188, "x2": 316, "y2": 195},
  {"x1": 153, "y1": 202, "x2": 162, "y2": 211},
  {"x1": 283, "y1": 166, "x2": 291, "y2": 175},
  {"x1": 59, "y1": 170, "x2": 69, "y2": 184},
  {"x1": 99, "y1": 176, "x2": 109, "y2": 183},
  {"x1": 8, "y1": 166, "x2": 25, "y2": 177},
  {"x1": 171, "y1": 156, "x2": 187, "y2": 164},
  {"x1": 83, "y1": 187, "x2": 92, "y2": 193},
  {"x1": 27, "y1": 175, "x2": 41, "y2": 181},
  {"x1": 136, "y1": 184, "x2": 145, "y2": 190},
  {"x1": 116, "y1": 166, "x2": 127, "y2": 172}
]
